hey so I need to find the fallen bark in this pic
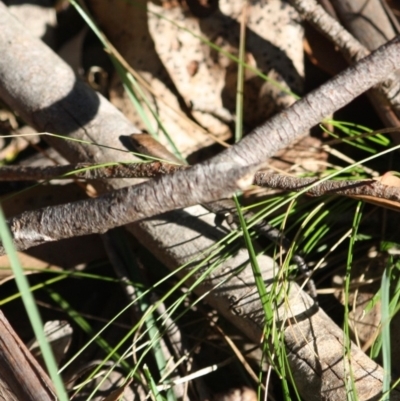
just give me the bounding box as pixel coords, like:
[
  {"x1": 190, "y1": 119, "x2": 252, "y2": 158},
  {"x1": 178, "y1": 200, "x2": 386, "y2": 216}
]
[
  {"x1": 0, "y1": 3, "x2": 399, "y2": 399},
  {"x1": 0, "y1": 310, "x2": 57, "y2": 401}
]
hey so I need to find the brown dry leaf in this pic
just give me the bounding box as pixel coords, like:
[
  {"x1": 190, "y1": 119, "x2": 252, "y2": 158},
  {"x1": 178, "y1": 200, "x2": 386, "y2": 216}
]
[
  {"x1": 71, "y1": 370, "x2": 142, "y2": 401},
  {"x1": 28, "y1": 320, "x2": 73, "y2": 368},
  {"x1": 269, "y1": 134, "x2": 328, "y2": 173},
  {"x1": 379, "y1": 171, "x2": 400, "y2": 187},
  {"x1": 148, "y1": 0, "x2": 304, "y2": 125},
  {"x1": 87, "y1": 0, "x2": 304, "y2": 157}
]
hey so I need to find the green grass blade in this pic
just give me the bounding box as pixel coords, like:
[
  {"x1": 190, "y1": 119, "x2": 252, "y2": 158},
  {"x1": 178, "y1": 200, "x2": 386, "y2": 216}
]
[
  {"x1": 111, "y1": 230, "x2": 177, "y2": 401},
  {"x1": 235, "y1": 2, "x2": 247, "y2": 143},
  {"x1": 343, "y1": 201, "x2": 363, "y2": 401},
  {"x1": 233, "y1": 196, "x2": 292, "y2": 397},
  {"x1": 381, "y1": 260, "x2": 392, "y2": 400},
  {"x1": 0, "y1": 206, "x2": 68, "y2": 401},
  {"x1": 46, "y1": 287, "x2": 131, "y2": 369},
  {"x1": 322, "y1": 120, "x2": 390, "y2": 153},
  {"x1": 143, "y1": 364, "x2": 164, "y2": 401},
  {"x1": 69, "y1": 0, "x2": 185, "y2": 162}
]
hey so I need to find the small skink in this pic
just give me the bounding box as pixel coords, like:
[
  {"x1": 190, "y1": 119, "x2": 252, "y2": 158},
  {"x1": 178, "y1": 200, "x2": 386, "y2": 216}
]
[{"x1": 129, "y1": 133, "x2": 317, "y2": 301}]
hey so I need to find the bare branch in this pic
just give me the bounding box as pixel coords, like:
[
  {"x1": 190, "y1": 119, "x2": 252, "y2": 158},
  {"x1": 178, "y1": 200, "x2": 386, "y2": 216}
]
[
  {"x1": 254, "y1": 173, "x2": 400, "y2": 203},
  {"x1": 210, "y1": 34, "x2": 400, "y2": 166},
  {"x1": 1, "y1": 34, "x2": 400, "y2": 251},
  {"x1": 5, "y1": 161, "x2": 255, "y2": 253},
  {"x1": 6, "y1": 162, "x2": 400, "y2": 209},
  {"x1": 290, "y1": 0, "x2": 369, "y2": 62}
]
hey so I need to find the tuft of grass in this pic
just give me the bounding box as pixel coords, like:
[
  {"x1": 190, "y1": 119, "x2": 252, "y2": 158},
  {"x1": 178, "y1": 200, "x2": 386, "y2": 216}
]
[
  {"x1": 322, "y1": 120, "x2": 390, "y2": 153},
  {"x1": 233, "y1": 195, "x2": 293, "y2": 398}
]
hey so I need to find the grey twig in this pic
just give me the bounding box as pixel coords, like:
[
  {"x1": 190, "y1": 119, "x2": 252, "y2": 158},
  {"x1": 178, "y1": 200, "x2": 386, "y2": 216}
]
[
  {"x1": 290, "y1": 0, "x2": 369, "y2": 62},
  {"x1": 2, "y1": 35, "x2": 400, "y2": 253},
  {"x1": 5, "y1": 161, "x2": 255, "y2": 253},
  {"x1": 0, "y1": 162, "x2": 185, "y2": 181},
  {"x1": 5, "y1": 162, "x2": 400, "y2": 207},
  {"x1": 290, "y1": 0, "x2": 400, "y2": 128},
  {"x1": 254, "y1": 173, "x2": 400, "y2": 203}
]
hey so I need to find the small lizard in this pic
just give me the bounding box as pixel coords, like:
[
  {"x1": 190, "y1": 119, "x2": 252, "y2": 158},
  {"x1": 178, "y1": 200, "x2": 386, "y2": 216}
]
[{"x1": 129, "y1": 133, "x2": 317, "y2": 300}]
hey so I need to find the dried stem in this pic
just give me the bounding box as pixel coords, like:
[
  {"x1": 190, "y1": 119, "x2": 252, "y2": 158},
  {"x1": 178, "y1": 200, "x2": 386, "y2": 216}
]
[
  {"x1": 5, "y1": 163, "x2": 400, "y2": 208},
  {"x1": 0, "y1": 162, "x2": 185, "y2": 181}
]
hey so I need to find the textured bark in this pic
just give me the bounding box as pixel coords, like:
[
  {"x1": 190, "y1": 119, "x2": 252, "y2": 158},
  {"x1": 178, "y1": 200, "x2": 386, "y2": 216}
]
[
  {"x1": 0, "y1": 3, "x2": 399, "y2": 399},
  {"x1": 0, "y1": 310, "x2": 57, "y2": 401},
  {"x1": 291, "y1": 0, "x2": 400, "y2": 135},
  {"x1": 0, "y1": 161, "x2": 186, "y2": 181}
]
